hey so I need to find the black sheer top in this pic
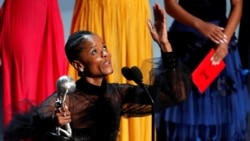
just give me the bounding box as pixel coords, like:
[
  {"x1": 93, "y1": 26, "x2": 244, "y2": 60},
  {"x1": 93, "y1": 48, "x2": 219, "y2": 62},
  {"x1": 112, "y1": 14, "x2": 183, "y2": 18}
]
[{"x1": 5, "y1": 52, "x2": 191, "y2": 141}]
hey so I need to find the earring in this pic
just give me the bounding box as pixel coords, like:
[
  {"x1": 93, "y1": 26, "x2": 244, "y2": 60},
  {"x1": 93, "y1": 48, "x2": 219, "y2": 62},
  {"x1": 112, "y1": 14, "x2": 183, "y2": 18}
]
[
  {"x1": 78, "y1": 68, "x2": 85, "y2": 77},
  {"x1": 79, "y1": 68, "x2": 84, "y2": 72}
]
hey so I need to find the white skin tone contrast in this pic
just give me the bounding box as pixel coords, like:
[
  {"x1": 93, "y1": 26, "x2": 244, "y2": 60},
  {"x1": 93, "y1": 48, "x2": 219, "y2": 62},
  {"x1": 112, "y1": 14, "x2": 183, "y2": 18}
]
[
  {"x1": 56, "y1": 3, "x2": 171, "y2": 126},
  {"x1": 164, "y1": 0, "x2": 242, "y2": 65}
]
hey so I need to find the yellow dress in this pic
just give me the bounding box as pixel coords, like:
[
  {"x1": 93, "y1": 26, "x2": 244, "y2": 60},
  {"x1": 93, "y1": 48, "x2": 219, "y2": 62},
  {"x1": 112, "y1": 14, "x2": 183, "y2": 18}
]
[{"x1": 68, "y1": 0, "x2": 153, "y2": 140}]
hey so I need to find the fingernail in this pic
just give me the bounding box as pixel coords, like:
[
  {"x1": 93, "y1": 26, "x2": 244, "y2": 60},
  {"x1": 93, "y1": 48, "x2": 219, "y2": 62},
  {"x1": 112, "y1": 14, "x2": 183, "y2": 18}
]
[
  {"x1": 215, "y1": 61, "x2": 220, "y2": 65},
  {"x1": 211, "y1": 57, "x2": 214, "y2": 61},
  {"x1": 215, "y1": 41, "x2": 220, "y2": 44},
  {"x1": 224, "y1": 39, "x2": 228, "y2": 43}
]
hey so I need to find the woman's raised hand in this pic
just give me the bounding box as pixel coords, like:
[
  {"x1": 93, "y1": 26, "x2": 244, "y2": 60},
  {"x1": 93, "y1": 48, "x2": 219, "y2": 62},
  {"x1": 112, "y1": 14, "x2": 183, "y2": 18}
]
[{"x1": 147, "y1": 3, "x2": 172, "y2": 52}]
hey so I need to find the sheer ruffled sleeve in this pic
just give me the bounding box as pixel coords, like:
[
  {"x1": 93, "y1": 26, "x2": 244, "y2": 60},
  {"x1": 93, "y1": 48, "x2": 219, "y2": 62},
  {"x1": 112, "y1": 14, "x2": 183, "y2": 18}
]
[
  {"x1": 152, "y1": 51, "x2": 191, "y2": 111},
  {"x1": 120, "y1": 51, "x2": 191, "y2": 116},
  {"x1": 4, "y1": 94, "x2": 58, "y2": 141}
]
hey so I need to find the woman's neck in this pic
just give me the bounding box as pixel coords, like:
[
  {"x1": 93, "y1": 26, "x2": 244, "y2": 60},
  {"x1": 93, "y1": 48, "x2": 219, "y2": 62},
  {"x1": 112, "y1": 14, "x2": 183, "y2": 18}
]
[{"x1": 84, "y1": 77, "x2": 104, "y2": 86}]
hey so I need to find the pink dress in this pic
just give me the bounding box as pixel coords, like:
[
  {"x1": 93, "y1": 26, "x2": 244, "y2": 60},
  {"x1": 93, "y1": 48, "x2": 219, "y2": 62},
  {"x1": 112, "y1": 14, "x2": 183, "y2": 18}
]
[{"x1": 0, "y1": 0, "x2": 67, "y2": 126}]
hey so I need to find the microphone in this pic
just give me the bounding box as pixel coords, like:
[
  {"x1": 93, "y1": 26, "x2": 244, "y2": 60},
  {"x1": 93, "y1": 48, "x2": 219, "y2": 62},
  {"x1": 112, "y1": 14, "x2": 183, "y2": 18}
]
[
  {"x1": 121, "y1": 67, "x2": 134, "y2": 80},
  {"x1": 55, "y1": 75, "x2": 76, "y2": 137},
  {"x1": 121, "y1": 66, "x2": 154, "y2": 104},
  {"x1": 130, "y1": 66, "x2": 143, "y2": 85},
  {"x1": 121, "y1": 66, "x2": 143, "y2": 84},
  {"x1": 121, "y1": 66, "x2": 155, "y2": 141}
]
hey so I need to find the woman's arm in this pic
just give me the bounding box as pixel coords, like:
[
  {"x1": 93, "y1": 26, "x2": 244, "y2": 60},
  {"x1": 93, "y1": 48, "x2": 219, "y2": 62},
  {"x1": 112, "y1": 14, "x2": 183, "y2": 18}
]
[
  {"x1": 224, "y1": 0, "x2": 242, "y2": 41},
  {"x1": 4, "y1": 94, "x2": 58, "y2": 140},
  {"x1": 164, "y1": 0, "x2": 227, "y2": 44},
  {"x1": 147, "y1": 3, "x2": 172, "y2": 52},
  {"x1": 149, "y1": 3, "x2": 192, "y2": 108},
  {"x1": 211, "y1": 0, "x2": 242, "y2": 64}
]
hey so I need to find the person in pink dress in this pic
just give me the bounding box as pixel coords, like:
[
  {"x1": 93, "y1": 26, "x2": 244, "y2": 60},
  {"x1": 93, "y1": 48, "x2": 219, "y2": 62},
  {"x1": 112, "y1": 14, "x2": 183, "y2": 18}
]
[{"x1": 0, "y1": 0, "x2": 67, "y2": 127}]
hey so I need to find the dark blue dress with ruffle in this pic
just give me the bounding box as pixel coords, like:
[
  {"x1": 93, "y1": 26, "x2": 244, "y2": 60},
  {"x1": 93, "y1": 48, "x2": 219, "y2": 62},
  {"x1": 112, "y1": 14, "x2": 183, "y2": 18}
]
[{"x1": 156, "y1": 0, "x2": 250, "y2": 140}]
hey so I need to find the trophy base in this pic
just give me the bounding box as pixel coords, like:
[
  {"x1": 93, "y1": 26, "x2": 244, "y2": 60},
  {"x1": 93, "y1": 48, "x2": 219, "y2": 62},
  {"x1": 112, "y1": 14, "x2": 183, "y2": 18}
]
[{"x1": 46, "y1": 132, "x2": 73, "y2": 141}]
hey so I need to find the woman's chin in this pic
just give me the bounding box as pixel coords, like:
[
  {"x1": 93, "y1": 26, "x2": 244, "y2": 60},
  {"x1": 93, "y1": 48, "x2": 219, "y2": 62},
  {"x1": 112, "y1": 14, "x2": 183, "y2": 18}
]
[
  {"x1": 102, "y1": 68, "x2": 113, "y2": 76},
  {"x1": 106, "y1": 70, "x2": 113, "y2": 75}
]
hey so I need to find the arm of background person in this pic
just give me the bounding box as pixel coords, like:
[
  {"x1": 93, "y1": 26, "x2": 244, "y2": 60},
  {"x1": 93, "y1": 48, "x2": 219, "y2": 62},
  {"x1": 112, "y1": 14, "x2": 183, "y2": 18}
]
[{"x1": 164, "y1": 0, "x2": 228, "y2": 44}]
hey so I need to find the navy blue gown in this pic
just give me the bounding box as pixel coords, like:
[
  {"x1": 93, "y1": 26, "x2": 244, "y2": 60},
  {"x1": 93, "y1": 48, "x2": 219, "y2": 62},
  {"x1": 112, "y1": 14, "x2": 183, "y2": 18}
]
[{"x1": 156, "y1": 0, "x2": 250, "y2": 140}]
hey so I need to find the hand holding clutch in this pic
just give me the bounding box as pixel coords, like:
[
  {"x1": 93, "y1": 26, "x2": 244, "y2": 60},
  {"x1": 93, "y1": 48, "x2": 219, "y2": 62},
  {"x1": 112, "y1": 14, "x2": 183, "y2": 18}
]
[{"x1": 191, "y1": 48, "x2": 226, "y2": 93}]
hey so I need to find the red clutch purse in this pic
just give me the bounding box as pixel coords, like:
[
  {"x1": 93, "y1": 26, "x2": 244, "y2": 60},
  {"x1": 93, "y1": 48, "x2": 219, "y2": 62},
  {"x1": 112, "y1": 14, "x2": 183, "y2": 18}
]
[{"x1": 191, "y1": 48, "x2": 226, "y2": 93}]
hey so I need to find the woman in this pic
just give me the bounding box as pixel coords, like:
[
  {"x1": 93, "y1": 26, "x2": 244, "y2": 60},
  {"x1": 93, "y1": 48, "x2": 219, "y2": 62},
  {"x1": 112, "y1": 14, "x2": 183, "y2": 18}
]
[
  {"x1": 156, "y1": 0, "x2": 250, "y2": 140},
  {"x1": 0, "y1": 0, "x2": 67, "y2": 127},
  {"x1": 4, "y1": 4, "x2": 190, "y2": 141}
]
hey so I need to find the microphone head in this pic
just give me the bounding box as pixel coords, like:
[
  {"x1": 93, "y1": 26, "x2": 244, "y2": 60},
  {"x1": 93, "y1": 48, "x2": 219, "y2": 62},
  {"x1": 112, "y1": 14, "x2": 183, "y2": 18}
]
[
  {"x1": 122, "y1": 66, "x2": 143, "y2": 85},
  {"x1": 121, "y1": 67, "x2": 133, "y2": 80},
  {"x1": 56, "y1": 75, "x2": 76, "y2": 95},
  {"x1": 130, "y1": 66, "x2": 143, "y2": 83}
]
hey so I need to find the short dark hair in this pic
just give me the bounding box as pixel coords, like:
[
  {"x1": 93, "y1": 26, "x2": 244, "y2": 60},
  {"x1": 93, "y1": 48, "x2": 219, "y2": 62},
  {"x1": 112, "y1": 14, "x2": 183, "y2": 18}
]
[{"x1": 65, "y1": 30, "x2": 93, "y2": 63}]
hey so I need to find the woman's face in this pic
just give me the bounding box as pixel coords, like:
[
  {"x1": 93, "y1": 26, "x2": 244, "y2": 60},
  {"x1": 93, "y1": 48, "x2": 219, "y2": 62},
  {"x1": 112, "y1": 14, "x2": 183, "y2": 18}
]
[{"x1": 77, "y1": 34, "x2": 113, "y2": 77}]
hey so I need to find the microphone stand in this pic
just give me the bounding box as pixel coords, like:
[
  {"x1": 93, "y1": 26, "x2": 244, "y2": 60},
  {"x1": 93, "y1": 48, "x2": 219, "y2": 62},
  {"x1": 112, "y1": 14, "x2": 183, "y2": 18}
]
[
  {"x1": 139, "y1": 83, "x2": 155, "y2": 141},
  {"x1": 122, "y1": 66, "x2": 156, "y2": 141}
]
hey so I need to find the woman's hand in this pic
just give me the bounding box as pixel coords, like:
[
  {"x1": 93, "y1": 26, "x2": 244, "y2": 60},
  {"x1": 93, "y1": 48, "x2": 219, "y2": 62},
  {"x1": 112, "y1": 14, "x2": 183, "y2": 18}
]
[
  {"x1": 147, "y1": 3, "x2": 172, "y2": 52},
  {"x1": 197, "y1": 21, "x2": 228, "y2": 44},
  {"x1": 55, "y1": 105, "x2": 71, "y2": 127},
  {"x1": 211, "y1": 43, "x2": 228, "y2": 65}
]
